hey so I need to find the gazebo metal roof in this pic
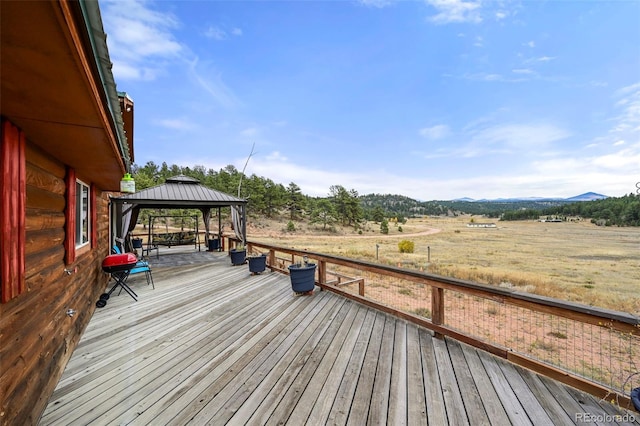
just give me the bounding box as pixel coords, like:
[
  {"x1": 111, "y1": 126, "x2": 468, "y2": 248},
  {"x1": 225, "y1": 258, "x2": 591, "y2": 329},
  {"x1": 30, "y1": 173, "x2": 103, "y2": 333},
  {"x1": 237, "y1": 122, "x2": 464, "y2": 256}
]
[{"x1": 113, "y1": 175, "x2": 247, "y2": 208}]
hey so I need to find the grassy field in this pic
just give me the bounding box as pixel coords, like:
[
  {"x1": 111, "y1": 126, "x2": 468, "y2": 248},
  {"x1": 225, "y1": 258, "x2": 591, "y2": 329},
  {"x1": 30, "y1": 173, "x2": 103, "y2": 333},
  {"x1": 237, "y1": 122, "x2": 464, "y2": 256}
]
[{"x1": 248, "y1": 216, "x2": 640, "y2": 316}]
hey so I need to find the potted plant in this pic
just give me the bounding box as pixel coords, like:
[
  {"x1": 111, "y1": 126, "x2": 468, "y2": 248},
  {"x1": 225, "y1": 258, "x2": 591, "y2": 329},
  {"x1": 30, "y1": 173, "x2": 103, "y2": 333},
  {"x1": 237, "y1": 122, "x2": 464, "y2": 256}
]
[
  {"x1": 288, "y1": 256, "x2": 316, "y2": 295},
  {"x1": 230, "y1": 245, "x2": 246, "y2": 266},
  {"x1": 247, "y1": 253, "x2": 267, "y2": 274}
]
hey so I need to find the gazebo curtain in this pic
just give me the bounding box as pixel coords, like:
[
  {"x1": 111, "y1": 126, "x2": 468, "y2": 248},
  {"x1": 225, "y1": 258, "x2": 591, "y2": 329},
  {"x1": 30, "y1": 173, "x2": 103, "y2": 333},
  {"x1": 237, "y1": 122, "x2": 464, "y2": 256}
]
[
  {"x1": 115, "y1": 203, "x2": 139, "y2": 249},
  {"x1": 111, "y1": 201, "x2": 245, "y2": 251},
  {"x1": 231, "y1": 205, "x2": 245, "y2": 245},
  {"x1": 200, "y1": 208, "x2": 211, "y2": 243}
]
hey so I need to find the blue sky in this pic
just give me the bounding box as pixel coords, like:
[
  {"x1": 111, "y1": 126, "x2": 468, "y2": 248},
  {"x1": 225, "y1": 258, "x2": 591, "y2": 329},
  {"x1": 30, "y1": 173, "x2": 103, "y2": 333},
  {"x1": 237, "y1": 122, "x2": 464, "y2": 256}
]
[{"x1": 99, "y1": 0, "x2": 640, "y2": 200}]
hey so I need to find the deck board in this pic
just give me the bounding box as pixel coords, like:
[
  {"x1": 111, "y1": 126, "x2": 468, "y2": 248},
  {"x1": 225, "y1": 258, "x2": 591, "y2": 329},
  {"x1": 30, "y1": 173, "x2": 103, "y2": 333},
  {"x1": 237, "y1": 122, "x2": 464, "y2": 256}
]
[
  {"x1": 419, "y1": 328, "x2": 448, "y2": 425},
  {"x1": 406, "y1": 323, "x2": 428, "y2": 426},
  {"x1": 447, "y1": 338, "x2": 490, "y2": 425},
  {"x1": 433, "y1": 334, "x2": 470, "y2": 425},
  {"x1": 334, "y1": 311, "x2": 386, "y2": 425},
  {"x1": 40, "y1": 251, "x2": 640, "y2": 425},
  {"x1": 367, "y1": 316, "x2": 395, "y2": 425},
  {"x1": 459, "y1": 341, "x2": 511, "y2": 425}
]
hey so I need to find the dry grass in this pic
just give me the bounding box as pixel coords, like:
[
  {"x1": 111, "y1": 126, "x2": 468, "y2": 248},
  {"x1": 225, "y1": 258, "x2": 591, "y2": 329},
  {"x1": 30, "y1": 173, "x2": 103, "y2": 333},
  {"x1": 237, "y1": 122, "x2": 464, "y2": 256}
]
[{"x1": 248, "y1": 215, "x2": 640, "y2": 316}]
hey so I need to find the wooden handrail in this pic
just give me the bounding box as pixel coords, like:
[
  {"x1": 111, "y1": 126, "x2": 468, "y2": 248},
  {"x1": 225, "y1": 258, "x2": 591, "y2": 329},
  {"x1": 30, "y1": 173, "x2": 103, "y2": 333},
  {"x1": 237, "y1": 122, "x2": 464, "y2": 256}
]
[
  {"x1": 244, "y1": 239, "x2": 638, "y2": 329},
  {"x1": 240, "y1": 238, "x2": 640, "y2": 410}
]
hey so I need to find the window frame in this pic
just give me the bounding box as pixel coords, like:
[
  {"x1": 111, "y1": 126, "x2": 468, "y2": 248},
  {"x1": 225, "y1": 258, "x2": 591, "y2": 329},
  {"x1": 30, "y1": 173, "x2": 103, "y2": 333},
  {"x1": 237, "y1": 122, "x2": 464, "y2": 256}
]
[
  {"x1": 1, "y1": 118, "x2": 26, "y2": 303},
  {"x1": 75, "y1": 179, "x2": 90, "y2": 249}
]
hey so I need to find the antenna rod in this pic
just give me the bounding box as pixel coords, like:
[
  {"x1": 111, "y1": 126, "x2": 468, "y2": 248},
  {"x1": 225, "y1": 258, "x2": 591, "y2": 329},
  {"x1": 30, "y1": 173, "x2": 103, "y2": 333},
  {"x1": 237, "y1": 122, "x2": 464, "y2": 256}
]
[{"x1": 237, "y1": 142, "x2": 256, "y2": 197}]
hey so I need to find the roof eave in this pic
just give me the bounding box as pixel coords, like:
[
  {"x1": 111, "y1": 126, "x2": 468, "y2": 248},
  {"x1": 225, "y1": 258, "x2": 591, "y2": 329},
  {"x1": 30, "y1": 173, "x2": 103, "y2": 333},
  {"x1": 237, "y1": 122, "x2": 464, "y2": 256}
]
[{"x1": 79, "y1": 0, "x2": 131, "y2": 172}]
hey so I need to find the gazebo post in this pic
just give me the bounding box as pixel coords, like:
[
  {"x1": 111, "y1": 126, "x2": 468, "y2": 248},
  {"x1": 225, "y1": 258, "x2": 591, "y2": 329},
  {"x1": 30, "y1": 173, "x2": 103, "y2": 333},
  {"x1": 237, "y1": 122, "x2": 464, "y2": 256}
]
[
  {"x1": 241, "y1": 204, "x2": 247, "y2": 247},
  {"x1": 218, "y1": 207, "x2": 222, "y2": 251}
]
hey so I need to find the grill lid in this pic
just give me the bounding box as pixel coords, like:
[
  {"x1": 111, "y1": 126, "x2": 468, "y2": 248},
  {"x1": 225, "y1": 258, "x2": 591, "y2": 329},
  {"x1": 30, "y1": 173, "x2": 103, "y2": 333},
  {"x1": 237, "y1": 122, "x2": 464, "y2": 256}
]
[{"x1": 102, "y1": 253, "x2": 138, "y2": 270}]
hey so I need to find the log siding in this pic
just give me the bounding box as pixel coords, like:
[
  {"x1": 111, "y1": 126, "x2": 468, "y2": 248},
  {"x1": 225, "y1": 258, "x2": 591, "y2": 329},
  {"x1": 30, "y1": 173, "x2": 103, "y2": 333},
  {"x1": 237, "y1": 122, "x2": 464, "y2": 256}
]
[{"x1": 0, "y1": 143, "x2": 111, "y2": 424}]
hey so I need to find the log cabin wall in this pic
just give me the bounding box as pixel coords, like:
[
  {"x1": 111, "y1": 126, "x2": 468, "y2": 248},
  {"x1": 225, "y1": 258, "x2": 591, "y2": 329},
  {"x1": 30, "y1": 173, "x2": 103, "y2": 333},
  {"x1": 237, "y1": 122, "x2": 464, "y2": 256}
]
[{"x1": 0, "y1": 143, "x2": 111, "y2": 424}]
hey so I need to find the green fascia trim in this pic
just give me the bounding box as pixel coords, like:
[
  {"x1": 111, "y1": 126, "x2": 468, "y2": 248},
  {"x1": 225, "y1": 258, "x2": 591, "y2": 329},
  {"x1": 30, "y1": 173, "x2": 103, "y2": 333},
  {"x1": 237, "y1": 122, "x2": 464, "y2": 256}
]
[{"x1": 79, "y1": 0, "x2": 131, "y2": 172}]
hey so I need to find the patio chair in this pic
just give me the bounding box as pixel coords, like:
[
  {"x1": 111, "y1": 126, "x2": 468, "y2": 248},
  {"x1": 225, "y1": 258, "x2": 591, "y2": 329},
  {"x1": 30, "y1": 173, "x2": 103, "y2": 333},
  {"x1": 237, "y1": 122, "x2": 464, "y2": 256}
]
[{"x1": 112, "y1": 245, "x2": 155, "y2": 289}]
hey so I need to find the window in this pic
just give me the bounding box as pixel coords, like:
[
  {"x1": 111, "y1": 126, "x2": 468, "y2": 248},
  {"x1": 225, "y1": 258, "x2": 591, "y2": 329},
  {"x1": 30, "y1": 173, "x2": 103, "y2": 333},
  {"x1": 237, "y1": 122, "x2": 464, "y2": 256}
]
[{"x1": 75, "y1": 180, "x2": 90, "y2": 248}]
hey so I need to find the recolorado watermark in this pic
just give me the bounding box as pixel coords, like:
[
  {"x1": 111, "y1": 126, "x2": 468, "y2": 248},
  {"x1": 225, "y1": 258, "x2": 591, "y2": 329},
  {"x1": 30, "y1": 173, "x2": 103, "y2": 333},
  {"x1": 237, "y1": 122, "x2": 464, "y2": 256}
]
[{"x1": 575, "y1": 412, "x2": 636, "y2": 423}]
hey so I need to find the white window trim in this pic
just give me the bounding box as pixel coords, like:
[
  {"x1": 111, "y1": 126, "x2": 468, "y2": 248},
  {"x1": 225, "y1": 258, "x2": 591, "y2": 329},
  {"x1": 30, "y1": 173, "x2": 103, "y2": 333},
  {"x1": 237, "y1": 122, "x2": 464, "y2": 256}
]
[{"x1": 76, "y1": 179, "x2": 90, "y2": 249}]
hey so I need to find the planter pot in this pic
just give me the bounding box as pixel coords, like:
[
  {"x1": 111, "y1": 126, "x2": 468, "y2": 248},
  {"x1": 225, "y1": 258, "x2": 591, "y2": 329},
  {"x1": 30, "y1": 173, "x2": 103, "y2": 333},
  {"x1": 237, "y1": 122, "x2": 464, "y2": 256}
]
[
  {"x1": 230, "y1": 249, "x2": 246, "y2": 265},
  {"x1": 248, "y1": 254, "x2": 267, "y2": 274},
  {"x1": 207, "y1": 238, "x2": 220, "y2": 251},
  {"x1": 132, "y1": 238, "x2": 143, "y2": 249},
  {"x1": 288, "y1": 263, "x2": 317, "y2": 294}
]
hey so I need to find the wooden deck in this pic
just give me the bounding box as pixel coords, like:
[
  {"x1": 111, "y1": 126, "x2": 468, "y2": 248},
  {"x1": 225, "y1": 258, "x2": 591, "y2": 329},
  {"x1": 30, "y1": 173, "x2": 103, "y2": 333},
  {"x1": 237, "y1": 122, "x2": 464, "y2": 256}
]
[{"x1": 40, "y1": 251, "x2": 639, "y2": 425}]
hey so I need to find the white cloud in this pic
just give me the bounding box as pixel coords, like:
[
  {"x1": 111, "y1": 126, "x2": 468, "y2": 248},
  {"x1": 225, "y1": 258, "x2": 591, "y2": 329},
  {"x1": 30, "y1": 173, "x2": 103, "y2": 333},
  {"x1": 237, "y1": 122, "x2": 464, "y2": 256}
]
[
  {"x1": 109, "y1": 60, "x2": 160, "y2": 81},
  {"x1": 615, "y1": 82, "x2": 640, "y2": 97},
  {"x1": 204, "y1": 26, "x2": 227, "y2": 40},
  {"x1": 358, "y1": 0, "x2": 395, "y2": 8},
  {"x1": 241, "y1": 128, "x2": 259, "y2": 137},
  {"x1": 155, "y1": 118, "x2": 196, "y2": 130},
  {"x1": 611, "y1": 83, "x2": 640, "y2": 134},
  {"x1": 525, "y1": 41, "x2": 535, "y2": 48},
  {"x1": 455, "y1": 72, "x2": 506, "y2": 82},
  {"x1": 419, "y1": 124, "x2": 451, "y2": 140},
  {"x1": 465, "y1": 123, "x2": 571, "y2": 154},
  {"x1": 187, "y1": 58, "x2": 241, "y2": 109},
  {"x1": 243, "y1": 149, "x2": 633, "y2": 200},
  {"x1": 591, "y1": 148, "x2": 640, "y2": 170},
  {"x1": 101, "y1": 0, "x2": 183, "y2": 81},
  {"x1": 531, "y1": 143, "x2": 639, "y2": 194},
  {"x1": 189, "y1": 136, "x2": 635, "y2": 200},
  {"x1": 512, "y1": 68, "x2": 534, "y2": 74},
  {"x1": 266, "y1": 151, "x2": 288, "y2": 162},
  {"x1": 425, "y1": 0, "x2": 483, "y2": 24},
  {"x1": 205, "y1": 25, "x2": 243, "y2": 40}
]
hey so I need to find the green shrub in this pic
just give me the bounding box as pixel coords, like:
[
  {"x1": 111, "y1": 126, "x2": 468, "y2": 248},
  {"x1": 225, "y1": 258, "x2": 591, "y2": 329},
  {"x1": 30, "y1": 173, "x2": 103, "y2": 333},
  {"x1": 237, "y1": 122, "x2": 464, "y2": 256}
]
[
  {"x1": 398, "y1": 240, "x2": 414, "y2": 253},
  {"x1": 380, "y1": 219, "x2": 389, "y2": 234},
  {"x1": 286, "y1": 221, "x2": 295, "y2": 232}
]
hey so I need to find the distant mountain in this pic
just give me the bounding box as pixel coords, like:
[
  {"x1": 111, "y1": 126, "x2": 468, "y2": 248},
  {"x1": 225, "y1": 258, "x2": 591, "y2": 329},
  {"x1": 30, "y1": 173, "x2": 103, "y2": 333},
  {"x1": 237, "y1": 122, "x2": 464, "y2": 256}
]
[
  {"x1": 360, "y1": 192, "x2": 639, "y2": 225},
  {"x1": 565, "y1": 192, "x2": 608, "y2": 202},
  {"x1": 454, "y1": 193, "x2": 608, "y2": 203}
]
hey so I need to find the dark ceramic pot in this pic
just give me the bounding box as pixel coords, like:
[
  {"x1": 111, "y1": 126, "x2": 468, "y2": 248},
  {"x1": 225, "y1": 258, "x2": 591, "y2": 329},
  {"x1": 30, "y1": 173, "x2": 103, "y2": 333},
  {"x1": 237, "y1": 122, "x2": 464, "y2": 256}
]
[
  {"x1": 248, "y1": 254, "x2": 267, "y2": 274},
  {"x1": 288, "y1": 263, "x2": 317, "y2": 293},
  {"x1": 230, "y1": 248, "x2": 246, "y2": 265}
]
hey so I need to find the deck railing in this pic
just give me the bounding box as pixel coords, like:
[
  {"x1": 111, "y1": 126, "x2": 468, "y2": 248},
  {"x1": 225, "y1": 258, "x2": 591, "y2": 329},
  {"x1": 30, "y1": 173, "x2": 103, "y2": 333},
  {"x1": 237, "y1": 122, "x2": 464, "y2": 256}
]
[{"x1": 240, "y1": 239, "x2": 640, "y2": 411}]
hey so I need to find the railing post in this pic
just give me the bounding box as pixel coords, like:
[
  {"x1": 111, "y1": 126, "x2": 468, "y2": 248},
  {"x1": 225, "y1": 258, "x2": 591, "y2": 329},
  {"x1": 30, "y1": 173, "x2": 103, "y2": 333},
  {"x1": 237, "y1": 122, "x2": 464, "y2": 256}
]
[
  {"x1": 359, "y1": 279, "x2": 365, "y2": 297},
  {"x1": 268, "y1": 249, "x2": 275, "y2": 270},
  {"x1": 318, "y1": 260, "x2": 326, "y2": 288},
  {"x1": 431, "y1": 286, "x2": 444, "y2": 339}
]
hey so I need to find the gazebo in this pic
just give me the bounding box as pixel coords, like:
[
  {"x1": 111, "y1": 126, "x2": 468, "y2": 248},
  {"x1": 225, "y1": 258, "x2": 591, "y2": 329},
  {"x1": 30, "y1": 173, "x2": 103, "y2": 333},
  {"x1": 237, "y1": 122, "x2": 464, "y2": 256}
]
[{"x1": 110, "y1": 175, "x2": 247, "y2": 253}]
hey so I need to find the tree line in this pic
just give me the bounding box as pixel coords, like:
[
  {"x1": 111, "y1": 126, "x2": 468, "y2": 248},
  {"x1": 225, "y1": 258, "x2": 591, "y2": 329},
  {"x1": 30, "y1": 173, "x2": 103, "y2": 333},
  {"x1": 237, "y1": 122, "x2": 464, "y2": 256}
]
[
  {"x1": 131, "y1": 162, "x2": 364, "y2": 230},
  {"x1": 132, "y1": 162, "x2": 640, "y2": 227},
  {"x1": 499, "y1": 194, "x2": 640, "y2": 226}
]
